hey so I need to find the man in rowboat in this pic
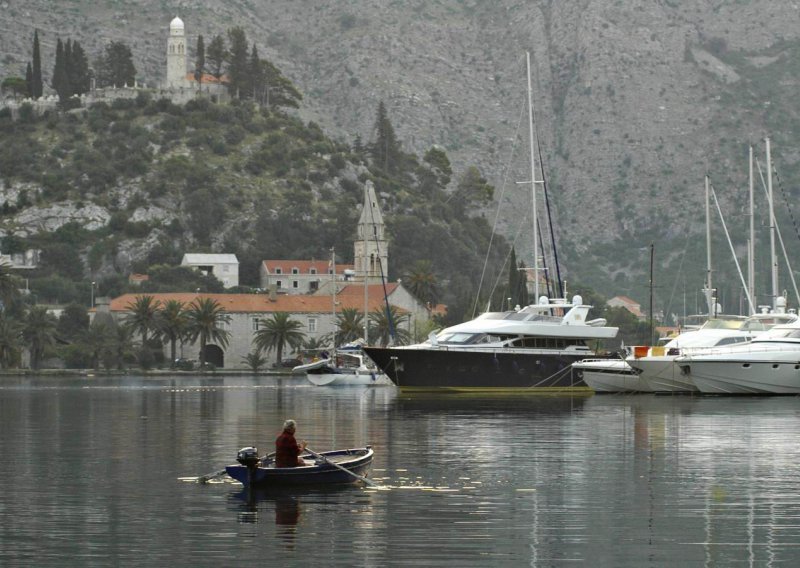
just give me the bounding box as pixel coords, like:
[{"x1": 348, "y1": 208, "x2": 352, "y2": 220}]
[{"x1": 275, "y1": 419, "x2": 309, "y2": 467}]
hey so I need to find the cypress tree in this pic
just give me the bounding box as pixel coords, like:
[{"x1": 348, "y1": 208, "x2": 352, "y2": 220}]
[
  {"x1": 52, "y1": 38, "x2": 70, "y2": 101},
  {"x1": 194, "y1": 35, "x2": 205, "y2": 87},
  {"x1": 25, "y1": 62, "x2": 33, "y2": 98},
  {"x1": 32, "y1": 30, "x2": 43, "y2": 99},
  {"x1": 226, "y1": 26, "x2": 249, "y2": 98},
  {"x1": 70, "y1": 41, "x2": 91, "y2": 95},
  {"x1": 249, "y1": 43, "x2": 263, "y2": 101},
  {"x1": 371, "y1": 101, "x2": 401, "y2": 174}
]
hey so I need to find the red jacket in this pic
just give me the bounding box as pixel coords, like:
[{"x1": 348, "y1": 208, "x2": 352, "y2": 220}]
[{"x1": 275, "y1": 430, "x2": 301, "y2": 467}]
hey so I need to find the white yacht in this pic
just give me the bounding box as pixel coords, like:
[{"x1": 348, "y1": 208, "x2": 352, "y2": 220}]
[
  {"x1": 572, "y1": 356, "x2": 654, "y2": 393},
  {"x1": 631, "y1": 312, "x2": 797, "y2": 392},
  {"x1": 676, "y1": 317, "x2": 800, "y2": 394}
]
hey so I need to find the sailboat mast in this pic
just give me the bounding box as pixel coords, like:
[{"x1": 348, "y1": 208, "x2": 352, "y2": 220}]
[
  {"x1": 526, "y1": 51, "x2": 540, "y2": 301},
  {"x1": 331, "y1": 246, "x2": 336, "y2": 349},
  {"x1": 363, "y1": 184, "x2": 369, "y2": 345},
  {"x1": 766, "y1": 137, "x2": 778, "y2": 310},
  {"x1": 705, "y1": 175, "x2": 713, "y2": 315},
  {"x1": 748, "y1": 145, "x2": 755, "y2": 313}
]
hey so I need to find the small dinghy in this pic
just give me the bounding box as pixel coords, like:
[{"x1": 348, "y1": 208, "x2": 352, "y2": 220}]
[{"x1": 226, "y1": 446, "x2": 375, "y2": 487}]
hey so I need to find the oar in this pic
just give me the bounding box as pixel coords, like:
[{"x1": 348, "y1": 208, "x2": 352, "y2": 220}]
[
  {"x1": 304, "y1": 447, "x2": 378, "y2": 488},
  {"x1": 196, "y1": 451, "x2": 276, "y2": 484}
]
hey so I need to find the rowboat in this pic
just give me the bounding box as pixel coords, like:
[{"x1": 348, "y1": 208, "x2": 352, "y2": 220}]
[{"x1": 226, "y1": 446, "x2": 374, "y2": 487}]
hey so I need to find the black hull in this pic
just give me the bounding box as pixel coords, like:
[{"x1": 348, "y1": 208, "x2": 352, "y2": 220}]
[{"x1": 363, "y1": 347, "x2": 603, "y2": 392}]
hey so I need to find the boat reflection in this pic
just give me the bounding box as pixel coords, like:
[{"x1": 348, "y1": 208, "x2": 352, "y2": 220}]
[{"x1": 229, "y1": 484, "x2": 359, "y2": 527}]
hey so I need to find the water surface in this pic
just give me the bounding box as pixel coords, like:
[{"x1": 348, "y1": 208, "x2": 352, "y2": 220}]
[{"x1": 1, "y1": 375, "x2": 799, "y2": 566}]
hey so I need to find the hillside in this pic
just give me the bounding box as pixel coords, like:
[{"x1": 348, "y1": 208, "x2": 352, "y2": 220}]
[{"x1": 2, "y1": 1, "x2": 800, "y2": 313}]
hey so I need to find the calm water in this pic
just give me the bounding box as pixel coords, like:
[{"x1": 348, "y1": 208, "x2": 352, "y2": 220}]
[{"x1": 1, "y1": 375, "x2": 800, "y2": 567}]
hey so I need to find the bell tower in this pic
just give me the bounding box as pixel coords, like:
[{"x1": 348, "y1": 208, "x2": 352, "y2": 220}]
[
  {"x1": 354, "y1": 180, "x2": 389, "y2": 283},
  {"x1": 166, "y1": 16, "x2": 186, "y2": 88}
]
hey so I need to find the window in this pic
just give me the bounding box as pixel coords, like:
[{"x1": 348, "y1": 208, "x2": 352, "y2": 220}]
[
  {"x1": 292, "y1": 267, "x2": 299, "y2": 275},
  {"x1": 292, "y1": 280, "x2": 299, "y2": 289},
  {"x1": 308, "y1": 318, "x2": 317, "y2": 333},
  {"x1": 252, "y1": 317, "x2": 261, "y2": 332},
  {"x1": 276, "y1": 280, "x2": 283, "y2": 289},
  {"x1": 309, "y1": 281, "x2": 319, "y2": 291},
  {"x1": 275, "y1": 267, "x2": 282, "y2": 274},
  {"x1": 310, "y1": 268, "x2": 317, "y2": 275}
]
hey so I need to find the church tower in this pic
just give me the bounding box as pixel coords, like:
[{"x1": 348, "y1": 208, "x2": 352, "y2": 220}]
[
  {"x1": 166, "y1": 16, "x2": 186, "y2": 88},
  {"x1": 354, "y1": 180, "x2": 389, "y2": 283}
]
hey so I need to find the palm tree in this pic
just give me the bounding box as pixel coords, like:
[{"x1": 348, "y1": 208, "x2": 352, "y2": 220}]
[
  {"x1": 335, "y1": 307, "x2": 364, "y2": 345},
  {"x1": 241, "y1": 351, "x2": 267, "y2": 372},
  {"x1": 404, "y1": 259, "x2": 440, "y2": 308},
  {"x1": 22, "y1": 306, "x2": 57, "y2": 370},
  {"x1": 252, "y1": 312, "x2": 305, "y2": 365},
  {"x1": 156, "y1": 300, "x2": 188, "y2": 367},
  {"x1": 185, "y1": 297, "x2": 231, "y2": 367},
  {"x1": 106, "y1": 324, "x2": 137, "y2": 370},
  {"x1": 369, "y1": 305, "x2": 411, "y2": 347},
  {"x1": 124, "y1": 295, "x2": 161, "y2": 345},
  {"x1": 0, "y1": 313, "x2": 22, "y2": 368}
]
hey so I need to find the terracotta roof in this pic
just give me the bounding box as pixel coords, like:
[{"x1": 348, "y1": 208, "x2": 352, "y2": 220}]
[
  {"x1": 128, "y1": 273, "x2": 149, "y2": 282},
  {"x1": 108, "y1": 293, "x2": 402, "y2": 314},
  {"x1": 337, "y1": 283, "x2": 399, "y2": 297},
  {"x1": 186, "y1": 72, "x2": 229, "y2": 84},
  {"x1": 609, "y1": 295, "x2": 641, "y2": 307},
  {"x1": 262, "y1": 260, "x2": 355, "y2": 275}
]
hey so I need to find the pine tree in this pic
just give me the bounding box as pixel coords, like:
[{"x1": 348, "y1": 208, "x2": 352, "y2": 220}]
[
  {"x1": 94, "y1": 41, "x2": 136, "y2": 88},
  {"x1": 260, "y1": 58, "x2": 302, "y2": 109},
  {"x1": 226, "y1": 27, "x2": 249, "y2": 98},
  {"x1": 249, "y1": 43, "x2": 264, "y2": 101},
  {"x1": 194, "y1": 35, "x2": 205, "y2": 88},
  {"x1": 206, "y1": 34, "x2": 226, "y2": 80},
  {"x1": 32, "y1": 30, "x2": 43, "y2": 99}
]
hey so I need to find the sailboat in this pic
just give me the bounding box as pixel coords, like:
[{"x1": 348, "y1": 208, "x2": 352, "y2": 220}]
[
  {"x1": 294, "y1": 183, "x2": 390, "y2": 387},
  {"x1": 363, "y1": 53, "x2": 619, "y2": 392}
]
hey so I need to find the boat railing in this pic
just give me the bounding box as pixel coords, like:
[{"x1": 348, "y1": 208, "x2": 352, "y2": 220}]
[{"x1": 680, "y1": 342, "x2": 797, "y2": 358}]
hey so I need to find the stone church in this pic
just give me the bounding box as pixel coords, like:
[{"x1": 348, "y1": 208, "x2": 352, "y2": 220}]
[{"x1": 161, "y1": 16, "x2": 228, "y2": 103}]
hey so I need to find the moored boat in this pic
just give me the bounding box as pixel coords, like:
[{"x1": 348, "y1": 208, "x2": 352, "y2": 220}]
[
  {"x1": 364, "y1": 295, "x2": 618, "y2": 392},
  {"x1": 573, "y1": 357, "x2": 653, "y2": 393},
  {"x1": 294, "y1": 344, "x2": 391, "y2": 386},
  {"x1": 226, "y1": 446, "x2": 374, "y2": 487}
]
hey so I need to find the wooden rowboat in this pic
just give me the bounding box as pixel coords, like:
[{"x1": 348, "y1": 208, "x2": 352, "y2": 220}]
[{"x1": 226, "y1": 446, "x2": 374, "y2": 487}]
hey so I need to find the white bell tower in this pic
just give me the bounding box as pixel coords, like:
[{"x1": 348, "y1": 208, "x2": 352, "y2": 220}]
[
  {"x1": 166, "y1": 16, "x2": 186, "y2": 88},
  {"x1": 354, "y1": 180, "x2": 389, "y2": 283}
]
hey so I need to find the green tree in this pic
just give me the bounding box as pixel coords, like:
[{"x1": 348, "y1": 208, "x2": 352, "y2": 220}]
[
  {"x1": 241, "y1": 351, "x2": 266, "y2": 372},
  {"x1": 404, "y1": 259, "x2": 440, "y2": 308},
  {"x1": 260, "y1": 58, "x2": 302, "y2": 109},
  {"x1": 0, "y1": 262, "x2": 22, "y2": 311},
  {"x1": 22, "y1": 306, "x2": 57, "y2": 370},
  {"x1": 82, "y1": 320, "x2": 110, "y2": 369},
  {"x1": 123, "y1": 295, "x2": 161, "y2": 346},
  {"x1": 248, "y1": 43, "x2": 263, "y2": 100},
  {"x1": 194, "y1": 34, "x2": 205, "y2": 88},
  {"x1": 105, "y1": 324, "x2": 136, "y2": 370},
  {"x1": 95, "y1": 41, "x2": 136, "y2": 88},
  {"x1": 423, "y1": 146, "x2": 452, "y2": 188},
  {"x1": 1, "y1": 77, "x2": 28, "y2": 99},
  {"x1": 369, "y1": 305, "x2": 410, "y2": 347},
  {"x1": 32, "y1": 30, "x2": 43, "y2": 99},
  {"x1": 56, "y1": 303, "x2": 90, "y2": 341},
  {"x1": 185, "y1": 297, "x2": 231, "y2": 367},
  {"x1": 69, "y1": 40, "x2": 91, "y2": 95},
  {"x1": 456, "y1": 166, "x2": 494, "y2": 206},
  {"x1": 335, "y1": 307, "x2": 364, "y2": 345},
  {"x1": 371, "y1": 101, "x2": 401, "y2": 174},
  {"x1": 206, "y1": 34, "x2": 227, "y2": 80},
  {"x1": 252, "y1": 312, "x2": 305, "y2": 365},
  {"x1": 226, "y1": 27, "x2": 249, "y2": 98},
  {"x1": 0, "y1": 314, "x2": 22, "y2": 368},
  {"x1": 156, "y1": 299, "x2": 188, "y2": 366},
  {"x1": 25, "y1": 62, "x2": 33, "y2": 98},
  {"x1": 52, "y1": 38, "x2": 70, "y2": 101}
]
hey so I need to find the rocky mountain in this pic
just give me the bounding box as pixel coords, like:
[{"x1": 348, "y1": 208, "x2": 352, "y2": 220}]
[{"x1": 2, "y1": 0, "x2": 800, "y2": 309}]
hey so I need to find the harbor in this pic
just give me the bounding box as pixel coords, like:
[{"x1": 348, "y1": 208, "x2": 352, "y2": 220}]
[{"x1": 2, "y1": 375, "x2": 800, "y2": 566}]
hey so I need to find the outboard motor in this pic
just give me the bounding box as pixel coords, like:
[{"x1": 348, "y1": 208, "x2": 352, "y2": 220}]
[{"x1": 236, "y1": 447, "x2": 260, "y2": 468}]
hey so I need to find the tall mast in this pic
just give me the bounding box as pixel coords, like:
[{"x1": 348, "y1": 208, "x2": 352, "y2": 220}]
[
  {"x1": 526, "y1": 51, "x2": 540, "y2": 300},
  {"x1": 766, "y1": 137, "x2": 778, "y2": 310},
  {"x1": 704, "y1": 175, "x2": 713, "y2": 315},
  {"x1": 748, "y1": 145, "x2": 755, "y2": 313},
  {"x1": 331, "y1": 246, "x2": 336, "y2": 349},
  {"x1": 363, "y1": 182, "x2": 369, "y2": 345}
]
